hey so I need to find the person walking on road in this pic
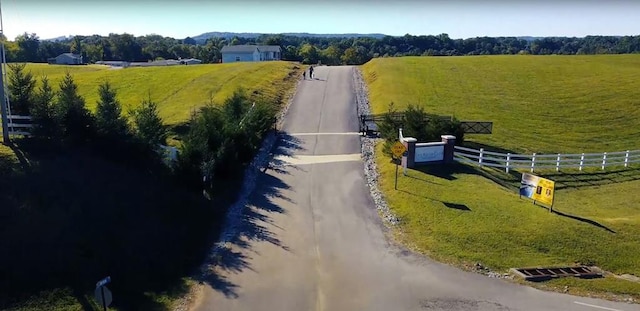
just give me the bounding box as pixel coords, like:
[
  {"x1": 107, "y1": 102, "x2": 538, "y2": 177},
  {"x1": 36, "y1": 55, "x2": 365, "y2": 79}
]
[
  {"x1": 302, "y1": 70, "x2": 306, "y2": 80},
  {"x1": 309, "y1": 65, "x2": 314, "y2": 79}
]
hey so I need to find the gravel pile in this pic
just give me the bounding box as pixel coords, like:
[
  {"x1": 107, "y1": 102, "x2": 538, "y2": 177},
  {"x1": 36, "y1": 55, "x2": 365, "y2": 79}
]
[
  {"x1": 352, "y1": 68, "x2": 400, "y2": 226},
  {"x1": 472, "y1": 263, "x2": 514, "y2": 280}
]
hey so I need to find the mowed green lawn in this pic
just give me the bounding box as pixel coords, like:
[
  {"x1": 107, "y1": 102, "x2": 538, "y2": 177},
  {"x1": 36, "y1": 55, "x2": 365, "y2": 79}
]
[
  {"x1": 20, "y1": 61, "x2": 301, "y2": 125},
  {"x1": 362, "y1": 55, "x2": 640, "y2": 154},
  {"x1": 363, "y1": 55, "x2": 640, "y2": 299}
]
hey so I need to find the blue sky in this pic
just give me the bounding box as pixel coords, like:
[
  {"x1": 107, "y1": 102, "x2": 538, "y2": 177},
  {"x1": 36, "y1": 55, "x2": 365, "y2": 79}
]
[{"x1": 2, "y1": 0, "x2": 639, "y2": 40}]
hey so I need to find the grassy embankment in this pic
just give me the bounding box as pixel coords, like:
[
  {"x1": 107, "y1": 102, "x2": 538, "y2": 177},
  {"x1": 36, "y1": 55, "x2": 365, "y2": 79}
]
[
  {"x1": 362, "y1": 55, "x2": 640, "y2": 299},
  {"x1": 0, "y1": 61, "x2": 302, "y2": 311}
]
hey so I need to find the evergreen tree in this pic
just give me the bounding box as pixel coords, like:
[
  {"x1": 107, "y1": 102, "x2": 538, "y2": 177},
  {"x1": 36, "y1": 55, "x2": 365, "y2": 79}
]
[
  {"x1": 30, "y1": 76, "x2": 58, "y2": 139},
  {"x1": 53, "y1": 72, "x2": 95, "y2": 143},
  {"x1": 130, "y1": 97, "x2": 167, "y2": 147},
  {"x1": 95, "y1": 81, "x2": 129, "y2": 139},
  {"x1": 7, "y1": 63, "x2": 36, "y2": 115}
]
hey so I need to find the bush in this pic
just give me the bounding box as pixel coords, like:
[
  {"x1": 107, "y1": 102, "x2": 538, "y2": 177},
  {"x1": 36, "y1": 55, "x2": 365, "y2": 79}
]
[
  {"x1": 176, "y1": 88, "x2": 276, "y2": 194},
  {"x1": 378, "y1": 102, "x2": 465, "y2": 157}
]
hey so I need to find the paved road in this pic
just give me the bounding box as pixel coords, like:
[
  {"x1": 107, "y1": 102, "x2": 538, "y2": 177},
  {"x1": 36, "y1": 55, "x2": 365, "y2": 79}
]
[{"x1": 191, "y1": 66, "x2": 639, "y2": 311}]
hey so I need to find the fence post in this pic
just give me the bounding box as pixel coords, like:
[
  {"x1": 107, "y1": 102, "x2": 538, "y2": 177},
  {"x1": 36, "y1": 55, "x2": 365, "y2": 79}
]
[
  {"x1": 479, "y1": 148, "x2": 484, "y2": 167},
  {"x1": 531, "y1": 153, "x2": 536, "y2": 173},
  {"x1": 601, "y1": 152, "x2": 607, "y2": 170},
  {"x1": 506, "y1": 153, "x2": 511, "y2": 173},
  {"x1": 625, "y1": 150, "x2": 630, "y2": 168},
  {"x1": 579, "y1": 153, "x2": 584, "y2": 171},
  {"x1": 556, "y1": 153, "x2": 561, "y2": 172}
]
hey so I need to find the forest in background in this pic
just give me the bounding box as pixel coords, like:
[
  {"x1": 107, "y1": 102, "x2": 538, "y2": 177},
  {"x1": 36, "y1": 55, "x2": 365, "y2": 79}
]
[{"x1": 2, "y1": 32, "x2": 640, "y2": 65}]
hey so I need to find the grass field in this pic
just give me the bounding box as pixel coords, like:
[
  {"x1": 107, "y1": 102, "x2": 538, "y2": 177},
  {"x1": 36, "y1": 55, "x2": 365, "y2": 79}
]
[
  {"x1": 362, "y1": 55, "x2": 640, "y2": 154},
  {"x1": 363, "y1": 55, "x2": 640, "y2": 299},
  {"x1": 0, "y1": 62, "x2": 302, "y2": 310},
  {"x1": 18, "y1": 62, "x2": 301, "y2": 125}
]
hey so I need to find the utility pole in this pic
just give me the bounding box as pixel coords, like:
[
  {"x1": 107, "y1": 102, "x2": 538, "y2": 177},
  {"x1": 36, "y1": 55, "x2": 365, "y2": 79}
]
[
  {"x1": 0, "y1": 59, "x2": 8, "y2": 144},
  {"x1": 0, "y1": 0, "x2": 9, "y2": 144}
]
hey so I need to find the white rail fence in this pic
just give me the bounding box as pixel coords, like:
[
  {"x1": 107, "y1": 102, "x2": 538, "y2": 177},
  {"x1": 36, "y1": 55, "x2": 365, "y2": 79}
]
[
  {"x1": 6, "y1": 115, "x2": 33, "y2": 136},
  {"x1": 454, "y1": 146, "x2": 640, "y2": 173}
]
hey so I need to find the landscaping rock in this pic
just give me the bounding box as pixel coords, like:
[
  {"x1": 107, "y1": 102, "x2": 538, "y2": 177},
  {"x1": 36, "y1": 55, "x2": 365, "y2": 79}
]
[{"x1": 352, "y1": 68, "x2": 400, "y2": 227}]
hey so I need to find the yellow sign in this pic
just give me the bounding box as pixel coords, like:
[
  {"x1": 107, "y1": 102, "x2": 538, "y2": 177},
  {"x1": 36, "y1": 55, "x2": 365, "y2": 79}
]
[
  {"x1": 519, "y1": 173, "x2": 555, "y2": 206},
  {"x1": 391, "y1": 141, "x2": 407, "y2": 158}
]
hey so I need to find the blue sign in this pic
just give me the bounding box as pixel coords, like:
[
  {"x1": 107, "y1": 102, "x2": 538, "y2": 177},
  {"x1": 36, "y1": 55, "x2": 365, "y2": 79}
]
[{"x1": 96, "y1": 276, "x2": 111, "y2": 287}]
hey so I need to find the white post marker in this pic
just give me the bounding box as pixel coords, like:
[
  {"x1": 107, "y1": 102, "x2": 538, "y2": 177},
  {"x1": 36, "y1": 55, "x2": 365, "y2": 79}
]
[
  {"x1": 531, "y1": 153, "x2": 536, "y2": 173},
  {"x1": 505, "y1": 153, "x2": 511, "y2": 173},
  {"x1": 624, "y1": 150, "x2": 630, "y2": 167}
]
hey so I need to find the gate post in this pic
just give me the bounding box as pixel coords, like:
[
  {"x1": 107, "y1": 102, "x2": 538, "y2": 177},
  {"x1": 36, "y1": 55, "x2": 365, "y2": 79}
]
[
  {"x1": 403, "y1": 137, "x2": 417, "y2": 169},
  {"x1": 399, "y1": 127, "x2": 417, "y2": 168},
  {"x1": 441, "y1": 135, "x2": 456, "y2": 164}
]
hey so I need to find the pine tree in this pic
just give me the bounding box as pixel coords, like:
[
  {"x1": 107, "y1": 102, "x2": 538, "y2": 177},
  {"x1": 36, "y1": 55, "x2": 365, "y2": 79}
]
[
  {"x1": 30, "y1": 76, "x2": 58, "y2": 139},
  {"x1": 53, "y1": 72, "x2": 95, "y2": 143},
  {"x1": 130, "y1": 96, "x2": 167, "y2": 147},
  {"x1": 7, "y1": 63, "x2": 36, "y2": 116},
  {"x1": 95, "y1": 81, "x2": 129, "y2": 139}
]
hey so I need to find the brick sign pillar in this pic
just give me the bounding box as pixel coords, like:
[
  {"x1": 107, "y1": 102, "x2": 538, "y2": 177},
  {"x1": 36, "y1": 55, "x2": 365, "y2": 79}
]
[
  {"x1": 441, "y1": 135, "x2": 456, "y2": 163},
  {"x1": 403, "y1": 137, "x2": 417, "y2": 169},
  {"x1": 399, "y1": 128, "x2": 418, "y2": 169}
]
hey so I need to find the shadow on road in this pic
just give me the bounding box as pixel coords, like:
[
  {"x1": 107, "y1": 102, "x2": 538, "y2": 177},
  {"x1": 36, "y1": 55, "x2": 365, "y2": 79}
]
[
  {"x1": 195, "y1": 131, "x2": 305, "y2": 299},
  {"x1": 264, "y1": 133, "x2": 308, "y2": 175}
]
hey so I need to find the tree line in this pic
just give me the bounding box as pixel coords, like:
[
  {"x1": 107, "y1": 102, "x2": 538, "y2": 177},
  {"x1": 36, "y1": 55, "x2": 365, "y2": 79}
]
[
  {"x1": 3, "y1": 32, "x2": 640, "y2": 65},
  {"x1": 7, "y1": 63, "x2": 278, "y2": 195}
]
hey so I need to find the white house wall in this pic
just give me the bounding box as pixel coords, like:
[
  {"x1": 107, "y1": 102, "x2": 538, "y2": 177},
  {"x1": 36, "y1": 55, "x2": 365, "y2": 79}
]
[
  {"x1": 222, "y1": 52, "x2": 257, "y2": 63},
  {"x1": 221, "y1": 50, "x2": 279, "y2": 63}
]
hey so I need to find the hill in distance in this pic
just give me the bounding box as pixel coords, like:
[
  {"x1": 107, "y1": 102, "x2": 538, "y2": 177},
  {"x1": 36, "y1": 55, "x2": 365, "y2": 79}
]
[
  {"x1": 42, "y1": 31, "x2": 605, "y2": 43},
  {"x1": 190, "y1": 31, "x2": 389, "y2": 43}
]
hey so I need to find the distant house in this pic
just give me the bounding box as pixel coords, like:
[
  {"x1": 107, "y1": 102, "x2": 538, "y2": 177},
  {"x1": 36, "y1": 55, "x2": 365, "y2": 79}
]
[
  {"x1": 48, "y1": 53, "x2": 83, "y2": 65},
  {"x1": 220, "y1": 45, "x2": 282, "y2": 63},
  {"x1": 258, "y1": 46, "x2": 282, "y2": 61}
]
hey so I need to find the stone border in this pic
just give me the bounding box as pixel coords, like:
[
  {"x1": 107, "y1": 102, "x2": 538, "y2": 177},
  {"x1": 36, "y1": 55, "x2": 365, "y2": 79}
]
[
  {"x1": 352, "y1": 67, "x2": 400, "y2": 227},
  {"x1": 172, "y1": 72, "x2": 302, "y2": 311}
]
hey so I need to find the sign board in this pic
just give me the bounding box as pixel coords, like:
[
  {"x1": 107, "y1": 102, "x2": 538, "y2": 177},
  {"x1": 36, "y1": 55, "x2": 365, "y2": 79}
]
[
  {"x1": 415, "y1": 143, "x2": 444, "y2": 163},
  {"x1": 519, "y1": 173, "x2": 555, "y2": 206},
  {"x1": 391, "y1": 141, "x2": 407, "y2": 158},
  {"x1": 96, "y1": 276, "x2": 111, "y2": 287},
  {"x1": 95, "y1": 285, "x2": 113, "y2": 308}
]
